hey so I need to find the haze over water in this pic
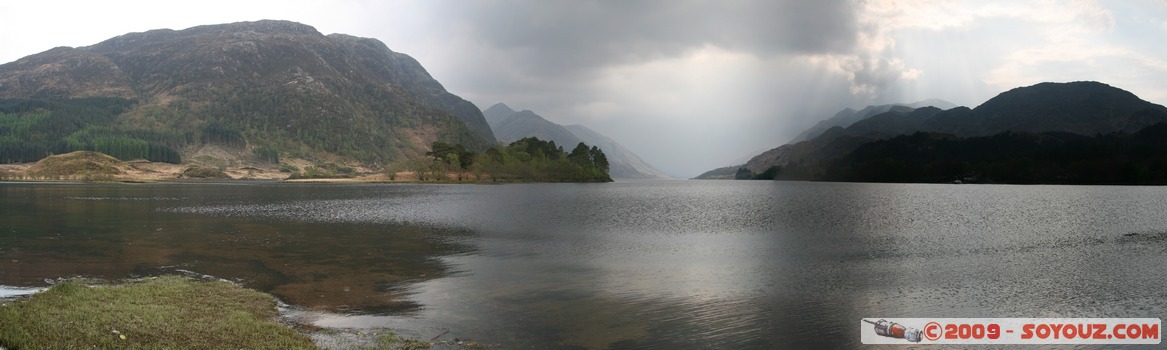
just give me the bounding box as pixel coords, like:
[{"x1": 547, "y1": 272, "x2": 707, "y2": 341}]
[{"x1": 2, "y1": 181, "x2": 1166, "y2": 348}]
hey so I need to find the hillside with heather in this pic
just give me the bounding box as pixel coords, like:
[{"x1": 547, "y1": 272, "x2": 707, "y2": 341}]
[{"x1": 0, "y1": 20, "x2": 495, "y2": 168}]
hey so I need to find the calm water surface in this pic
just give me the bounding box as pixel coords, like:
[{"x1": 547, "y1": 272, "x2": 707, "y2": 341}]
[{"x1": 2, "y1": 181, "x2": 1166, "y2": 348}]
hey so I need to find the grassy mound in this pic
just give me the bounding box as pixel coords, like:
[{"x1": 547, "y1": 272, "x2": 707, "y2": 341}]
[
  {"x1": 0, "y1": 276, "x2": 315, "y2": 349},
  {"x1": 181, "y1": 165, "x2": 231, "y2": 179},
  {"x1": 25, "y1": 151, "x2": 126, "y2": 178}
]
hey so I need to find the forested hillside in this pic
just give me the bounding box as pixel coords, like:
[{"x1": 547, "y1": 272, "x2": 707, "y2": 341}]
[
  {"x1": 818, "y1": 124, "x2": 1167, "y2": 184},
  {"x1": 0, "y1": 98, "x2": 180, "y2": 163},
  {"x1": 0, "y1": 20, "x2": 494, "y2": 167},
  {"x1": 701, "y1": 81, "x2": 1167, "y2": 185}
]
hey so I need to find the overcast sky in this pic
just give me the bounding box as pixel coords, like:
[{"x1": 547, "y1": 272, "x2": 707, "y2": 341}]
[{"x1": 3, "y1": 1, "x2": 1167, "y2": 177}]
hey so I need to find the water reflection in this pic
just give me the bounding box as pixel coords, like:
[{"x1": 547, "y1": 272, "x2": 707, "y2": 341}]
[
  {"x1": 0, "y1": 183, "x2": 474, "y2": 314},
  {"x1": 3, "y1": 181, "x2": 1167, "y2": 349}
]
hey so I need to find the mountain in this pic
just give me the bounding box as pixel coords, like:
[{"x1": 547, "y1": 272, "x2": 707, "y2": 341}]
[
  {"x1": 822, "y1": 123, "x2": 1167, "y2": 184},
  {"x1": 789, "y1": 99, "x2": 956, "y2": 143},
  {"x1": 699, "y1": 81, "x2": 1167, "y2": 179},
  {"x1": 326, "y1": 34, "x2": 496, "y2": 144},
  {"x1": 562, "y1": 124, "x2": 672, "y2": 179},
  {"x1": 910, "y1": 98, "x2": 960, "y2": 110},
  {"x1": 924, "y1": 81, "x2": 1167, "y2": 136},
  {"x1": 0, "y1": 20, "x2": 494, "y2": 166},
  {"x1": 484, "y1": 103, "x2": 583, "y2": 146},
  {"x1": 696, "y1": 99, "x2": 955, "y2": 178},
  {"x1": 482, "y1": 103, "x2": 519, "y2": 126},
  {"x1": 844, "y1": 106, "x2": 946, "y2": 139},
  {"x1": 484, "y1": 103, "x2": 672, "y2": 179},
  {"x1": 697, "y1": 103, "x2": 939, "y2": 178},
  {"x1": 732, "y1": 124, "x2": 880, "y2": 175},
  {"x1": 842, "y1": 82, "x2": 1167, "y2": 139},
  {"x1": 693, "y1": 165, "x2": 741, "y2": 180}
]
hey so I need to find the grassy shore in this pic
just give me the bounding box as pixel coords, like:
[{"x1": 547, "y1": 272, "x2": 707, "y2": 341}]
[{"x1": 0, "y1": 276, "x2": 318, "y2": 349}]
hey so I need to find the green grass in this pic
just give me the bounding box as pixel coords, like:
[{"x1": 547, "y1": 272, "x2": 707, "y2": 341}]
[{"x1": 0, "y1": 276, "x2": 316, "y2": 349}]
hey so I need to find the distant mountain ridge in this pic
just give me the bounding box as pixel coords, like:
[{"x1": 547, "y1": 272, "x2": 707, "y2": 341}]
[
  {"x1": 484, "y1": 103, "x2": 582, "y2": 146},
  {"x1": 789, "y1": 99, "x2": 957, "y2": 143},
  {"x1": 0, "y1": 20, "x2": 494, "y2": 166},
  {"x1": 695, "y1": 100, "x2": 953, "y2": 179},
  {"x1": 484, "y1": 103, "x2": 672, "y2": 179},
  {"x1": 929, "y1": 82, "x2": 1166, "y2": 136},
  {"x1": 562, "y1": 124, "x2": 672, "y2": 180},
  {"x1": 696, "y1": 81, "x2": 1167, "y2": 179}
]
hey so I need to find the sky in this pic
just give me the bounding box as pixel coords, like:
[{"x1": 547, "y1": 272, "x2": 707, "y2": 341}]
[{"x1": 2, "y1": 1, "x2": 1167, "y2": 177}]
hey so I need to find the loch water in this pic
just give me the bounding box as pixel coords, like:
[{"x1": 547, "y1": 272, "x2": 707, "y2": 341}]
[{"x1": 2, "y1": 181, "x2": 1166, "y2": 348}]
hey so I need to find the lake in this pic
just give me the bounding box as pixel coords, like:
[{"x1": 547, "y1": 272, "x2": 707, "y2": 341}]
[{"x1": 2, "y1": 181, "x2": 1166, "y2": 348}]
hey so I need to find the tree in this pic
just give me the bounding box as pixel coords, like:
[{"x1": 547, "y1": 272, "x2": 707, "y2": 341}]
[
  {"x1": 735, "y1": 167, "x2": 753, "y2": 180},
  {"x1": 427, "y1": 141, "x2": 475, "y2": 170},
  {"x1": 0, "y1": 97, "x2": 182, "y2": 164},
  {"x1": 469, "y1": 153, "x2": 490, "y2": 181},
  {"x1": 754, "y1": 165, "x2": 780, "y2": 180},
  {"x1": 590, "y1": 146, "x2": 609, "y2": 174},
  {"x1": 404, "y1": 156, "x2": 432, "y2": 181},
  {"x1": 427, "y1": 141, "x2": 456, "y2": 160},
  {"x1": 401, "y1": 138, "x2": 614, "y2": 183},
  {"x1": 568, "y1": 142, "x2": 591, "y2": 167}
]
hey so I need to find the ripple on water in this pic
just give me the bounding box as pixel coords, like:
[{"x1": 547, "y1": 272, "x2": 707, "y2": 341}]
[{"x1": 8, "y1": 181, "x2": 1167, "y2": 349}]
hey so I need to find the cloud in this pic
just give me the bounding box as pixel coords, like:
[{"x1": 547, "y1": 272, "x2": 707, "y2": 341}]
[
  {"x1": 413, "y1": 0, "x2": 1162, "y2": 174},
  {"x1": 865, "y1": 0, "x2": 1114, "y2": 32},
  {"x1": 804, "y1": 53, "x2": 921, "y2": 98},
  {"x1": 795, "y1": 0, "x2": 984, "y2": 101},
  {"x1": 357, "y1": 0, "x2": 1167, "y2": 174},
  {"x1": 812, "y1": 0, "x2": 1167, "y2": 106},
  {"x1": 431, "y1": 0, "x2": 860, "y2": 79},
  {"x1": 415, "y1": 0, "x2": 931, "y2": 113},
  {"x1": 965, "y1": 1, "x2": 1167, "y2": 98},
  {"x1": 847, "y1": 56, "x2": 922, "y2": 96}
]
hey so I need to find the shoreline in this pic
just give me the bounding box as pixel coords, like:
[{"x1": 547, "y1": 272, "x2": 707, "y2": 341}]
[
  {"x1": 1, "y1": 151, "x2": 616, "y2": 184},
  {"x1": 0, "y1": 276, "x2": 317, "y2": 349},
  {"x1": 0, "y1": 275, "x2": 453, "y2": 349},
  {"x1": 2, "y1": 161, "x2": 610, "y2": 185}
]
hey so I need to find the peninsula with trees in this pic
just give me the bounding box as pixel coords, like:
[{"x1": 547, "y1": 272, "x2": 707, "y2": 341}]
[{"x1": 383, "y1": 138, "x2": 612, "y2": 183}]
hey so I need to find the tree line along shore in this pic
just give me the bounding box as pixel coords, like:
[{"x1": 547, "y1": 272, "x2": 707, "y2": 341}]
[{"x1": 0, "y1": 138, "x2": 613, "y2": 184}]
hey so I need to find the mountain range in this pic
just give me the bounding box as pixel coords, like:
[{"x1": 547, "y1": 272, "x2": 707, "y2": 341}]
[
  {"x1": 789, "y1": 99, "x2": 958, "y2": 143},
  {"x1": 697, "y1": 81, "x2": 1167, "y2": 180},
  {"x1": 483, "y1": 103, "x2": 672, "y2": 179},
  {"x1": 0, "y1": 20, "x2": 494, "y2": 166}
]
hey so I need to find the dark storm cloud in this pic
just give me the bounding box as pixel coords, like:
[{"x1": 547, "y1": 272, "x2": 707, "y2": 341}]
[
  {"x1": 386, "y1": 0, "x2": 874, "y2": 177},
  {"x1": 441, "y1": 0, "x2": 860, "y2": 77}
]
